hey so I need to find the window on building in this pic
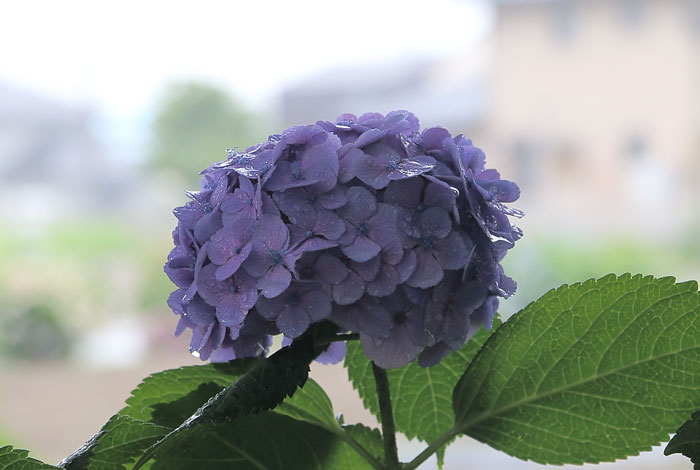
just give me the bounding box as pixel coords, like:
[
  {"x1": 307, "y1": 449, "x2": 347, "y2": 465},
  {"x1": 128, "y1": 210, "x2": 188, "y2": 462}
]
[
  {"x1": 512, "y1": 139, "x2": 536, "y2": 190},
  {"x1": 552, "y1": 2, "x2": 577, "y2": 42},
  {"x1": 619, "y1": 0, "x2": 647, "y2": 28}
]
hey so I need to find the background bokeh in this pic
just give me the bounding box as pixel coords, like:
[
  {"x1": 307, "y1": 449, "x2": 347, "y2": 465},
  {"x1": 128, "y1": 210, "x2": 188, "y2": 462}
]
[{"x1": 1, "y1": 0, "x2": 698, "y2": 468}]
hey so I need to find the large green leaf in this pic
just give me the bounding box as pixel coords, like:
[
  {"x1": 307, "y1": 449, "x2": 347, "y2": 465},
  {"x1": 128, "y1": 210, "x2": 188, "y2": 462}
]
[
  {"x1": 0, "y1": 446, "x2": 59, "y2": 470},
  {"x1": 134, "y1": 323, "x2": 335, "y2": 469},
  {"x1": 121, "y1": 360, "x2": 257, "y2": 422},
  {"x1": 275, "y1": 378, "x2": 336, "y2": 427},
  {"x1": 453, "y1": 274, "x2": 700, "y2": 465},
  {"x1": 147, "y1": 412, "x2": 376, "y2": 470},
  {"x1": 345, "y1": 317, "x2": 501, "y2": 447},
  {"x1": 60, "y1": 361, "x2": 255, "y2": 469},
  {"x1": 665, "y1": 411, "x2": 700, "y2": 469},
  {"x1": 80, "y1": 416, "x2": 169, "y2": 470}
]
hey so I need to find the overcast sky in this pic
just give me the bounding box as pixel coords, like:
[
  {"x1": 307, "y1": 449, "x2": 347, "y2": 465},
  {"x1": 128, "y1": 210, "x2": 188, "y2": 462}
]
[{"x1": 1, "y1": 0, "x2": 491, "y2": 114}]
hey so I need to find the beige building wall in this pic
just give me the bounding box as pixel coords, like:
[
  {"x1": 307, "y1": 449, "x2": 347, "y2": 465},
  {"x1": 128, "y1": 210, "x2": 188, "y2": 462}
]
[{"x1": 482, "y1": 0, "x2": 700, "y2": 238}]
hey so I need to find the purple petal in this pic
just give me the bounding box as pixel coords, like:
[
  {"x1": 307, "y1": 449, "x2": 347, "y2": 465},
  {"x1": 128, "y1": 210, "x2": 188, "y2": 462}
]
[
  {"x1": 338, "y1": 186, "x2": 377, "y2": 224},
  {"x1": 351, "y1": 255, "x2": 381, "y2": 282},
  {"x1": 368, "y1": 204, "x2": 403, "y2": 264},
  {"x1": 366, "y1": 264, "x2": 400, "y2": 297},
  {"x1": 315, "y1": 341, "x2": 347, "y2": 365},
  {"x1": 424, "y1": 182, "x2": 457, "y2": 211},
  {"x1": 276, "y1": 306, "x2": 310, "y2": 338},
  {"x1": 418, "y1": 342, "x2": 454, "y2": 367},
  {"x1": 197, "y1": 264, "x2": 229, "y2": 305},
  {"x1": 214, "y1": 243, "x2": 252, "y2": 280},
  {"x1": 419, "y1": 207, "x2": 452, "y2": 239},
  {"x1": 185, "y1": 295, "x2": 216, "y2": 326},
  {"x1": 313, "y1": 210, "x2": 345, "y2": 240},
  {"x1": 313, "y1": 254, "x2": 349, "y2": 285},
  {"x1": 358, "y1": 298, "x2": 394, "y2": 338},
  {"x1": 318, "y1": 186, "x2": 348, "y2": 210},
  {"x1": 194, "y1": 211, "x2": 222, "y2": 244},
  {"x1": 407, "y1": 251, "x2": 444, "y2": 288},
  {"x1": 383, "y1": 177, "x2": 424, "y2": 209},
  {"x1": 216, "y1": 296, "x2": 249, "y2": 327},
  {"x1": 332, "y1": 271, "x2": 365, "y2": 305},
  {"x1": 255, "y1": 294, "x2": 289, "y2": 320},
  {"x1": 341, "y1": 235, "x2": 381, "y2": 262},
  {"x1": 421, "y1": 127, "x2": 452, "y2": 150},
  {"x1": 434, "y1": 231, "x2": 470, "y2": 270},
  {"x1": 360, "y1": 329, "x2": 422, "y2": 369},
  {"x1": 300, "y1": 289, "x2": 332, "y2": 322},
  {"x1": 395, "y1": 249, "x2": 417, "y2": 283},
  {"x1": 258, "y1": 264, "x2": 292, "y2": 298},
  {"x1": 167, "y1": 288, "x2": 187, "y2": 314},
  {"x1": 254, "y1": 215, "x2": 290, "y2": 251}
]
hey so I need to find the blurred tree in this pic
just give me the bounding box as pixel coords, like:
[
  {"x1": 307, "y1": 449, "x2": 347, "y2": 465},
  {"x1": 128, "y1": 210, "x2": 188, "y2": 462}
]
[{"x1": 148, "y1": 82, "x2": 262, "y2": 185}]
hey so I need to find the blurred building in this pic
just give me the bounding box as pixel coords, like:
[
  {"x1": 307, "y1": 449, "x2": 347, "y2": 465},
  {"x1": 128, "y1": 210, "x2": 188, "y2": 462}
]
[
  {"x1": 484, "y1": 0, "x2": 700, "y2": 238},
  {"x1": 281, "y1": 0, "x2": 700, "y2": 239},
  {"x1": 0, "y1": 81, "x2": 129, "y2": 224}
]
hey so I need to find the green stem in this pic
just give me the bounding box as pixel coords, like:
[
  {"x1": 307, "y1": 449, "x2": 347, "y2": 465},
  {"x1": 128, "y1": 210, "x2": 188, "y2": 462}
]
[
  {"x1": 372, "y1": 362, "x2": 400, "y2": 470},
  {"x1": 402, "y1": 427, "x2": 458, "y2": 470}
]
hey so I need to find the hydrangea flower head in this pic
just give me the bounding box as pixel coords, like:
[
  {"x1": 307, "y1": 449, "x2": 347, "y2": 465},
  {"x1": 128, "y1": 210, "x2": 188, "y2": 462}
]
[{"x1": 165, "y1": 111, "x2": 522, "y2": 368}]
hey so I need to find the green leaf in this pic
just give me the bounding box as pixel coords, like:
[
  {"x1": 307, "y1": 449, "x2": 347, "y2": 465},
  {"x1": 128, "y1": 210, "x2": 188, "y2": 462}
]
[
  {"x1": 121, "y1": 360, "x2": 257, "y2": 422},
  {"x1": 0, "y1": 446, "x2": 59, "y2": 470},
  {"x1": 275, "y1": 378, "x2": 336, "y2": 427},
  {"x1": 147, "y1": 412, "x2": 377, "y2": 470},
  {"x1": 134, "y1": 323, "x2": 331, "y2": 469},
  {"x1": 345, "y1": 316, "x2": 501, "y2": 446},
  {"x1": 83, "y1": 416, "x2": 169, "y2": 470},
  {"x1": 665, "y1": 411, "x2": 700, "y2": 469},
  {"x1": 453, "y1": 274, "x2": 700, "y2": 465},
  {"x1": 342, "y1": 424, "x2": 384, "y2": 462},
  {"x1": 60, "y1": 361, "x2": 255, "y2": 470}
]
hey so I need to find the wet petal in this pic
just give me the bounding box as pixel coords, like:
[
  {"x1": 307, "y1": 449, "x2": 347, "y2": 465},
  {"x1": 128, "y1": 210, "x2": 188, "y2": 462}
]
[
  {"x1": 434, "y1": 231, "x2": 469, "y2": 270},
  {"x1": 332, "y1": 271, "x2": 365, "y2": 305},
  {"x1": 341, "y1": 235, "x2": 381, "y2": 262},
  {"x1": 407, "y1": 251, "x2": 443, "y2": 288},
  {"x1": 258, "y1": 264, "x2": 292, "y2": 298},
  {"x1": 276, "y1": 306, "x2": 310, "y2": 338}
]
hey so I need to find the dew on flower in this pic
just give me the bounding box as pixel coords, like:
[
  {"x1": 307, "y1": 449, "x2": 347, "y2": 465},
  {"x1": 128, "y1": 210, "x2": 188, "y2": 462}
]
[{"x1": 166, "y1": 110, "x2": 522, "y2": 368}]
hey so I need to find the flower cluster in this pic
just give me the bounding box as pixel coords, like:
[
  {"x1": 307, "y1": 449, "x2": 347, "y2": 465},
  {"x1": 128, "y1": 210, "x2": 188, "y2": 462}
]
[{"x1": 165, "y1": 111, "x2": 522, "y2": 368}]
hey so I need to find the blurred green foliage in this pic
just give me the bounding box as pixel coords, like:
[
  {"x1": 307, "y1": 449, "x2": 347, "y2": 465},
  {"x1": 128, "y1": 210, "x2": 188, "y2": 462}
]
[
  {"x1": 500, "y1": 234, "x2": 700, "y2": 317},
  {"x1": 0, "y1": 304, "x2": 70, "y2": 360},
  {"x1": 148, "y1": 82, "x2": 264, "y2": 186}
]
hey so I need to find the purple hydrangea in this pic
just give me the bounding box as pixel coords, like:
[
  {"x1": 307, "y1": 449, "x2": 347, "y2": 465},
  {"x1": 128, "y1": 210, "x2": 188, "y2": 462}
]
[{"x1": 165, "y1": 111, "x2": 522, "y2": 368}]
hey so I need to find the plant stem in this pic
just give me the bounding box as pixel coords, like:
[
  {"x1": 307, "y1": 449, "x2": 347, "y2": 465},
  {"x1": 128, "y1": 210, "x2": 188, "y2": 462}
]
[
  {"x1": 372, "y1": 362, "x2": 400, "y2": 470},
  {"x1": 402, "y1": 427, "x2": 458, "y2": 470}
]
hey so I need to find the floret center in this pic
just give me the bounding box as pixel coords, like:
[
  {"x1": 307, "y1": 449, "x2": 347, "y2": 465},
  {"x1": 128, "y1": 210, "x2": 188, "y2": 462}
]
[
  {"x1": 356, "y1": 222, "x2": 370, "y2": 236},
  {"x1": 269, "y1": 250, "x2": 284, "y2": 264},
  {"x1": 420, "y1": 236, "x2": 436, "y2": 250}
]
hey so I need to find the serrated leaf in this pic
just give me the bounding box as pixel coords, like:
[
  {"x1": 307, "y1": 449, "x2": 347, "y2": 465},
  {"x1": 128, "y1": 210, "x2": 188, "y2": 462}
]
[
  {"x1": 134, "y1": 323, "x2": 333, "y2": 469},
  {"x1": 275, "y1": 378, "x2": 336, "y2": 427},
  {"x1": 60, "y1": 360, "x2": 254, "y2": 470},
  {"x1": 84, "y1": 416, "x2": 169, "y2": 470},
  {"x1": 342, "y1": 424, "x2": 384, "y2": 462},
  {"x1": 453, "y1": 274, "x2": 700, "y2": 465},
  {"x1": 665, "y1": 410, "x2": 700, "y2": 469},
  {"x1": 0, "y1": 446, "x2": 59, "y2": 470},
  {"x1": 121, "y1": 360, "x2": 257, "y2": 422},
  {"x1": 148, "y1": 412, "x2": 376, "y2": 470},
  {"x1": 345, "y1": 316, "x2": 500, "y2": 446}
]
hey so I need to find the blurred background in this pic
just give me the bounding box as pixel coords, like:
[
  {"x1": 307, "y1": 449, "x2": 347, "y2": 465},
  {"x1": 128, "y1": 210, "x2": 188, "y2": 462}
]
[{"x1": 1, "y1": 0, "x2": 698, "y2": 468}]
